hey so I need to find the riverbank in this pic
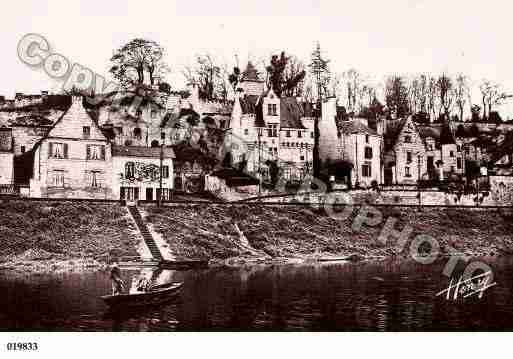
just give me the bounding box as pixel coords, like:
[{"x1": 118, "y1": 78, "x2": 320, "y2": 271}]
[
  {"x1": 0, "y1": 200, "x2": 141, "y2": 272},
  {"x1": 144, "y1": 204, "x2": 513, "y2": 264},
  {"x1": 1, "y1": 200, "x2": 513, "y2": 272}
]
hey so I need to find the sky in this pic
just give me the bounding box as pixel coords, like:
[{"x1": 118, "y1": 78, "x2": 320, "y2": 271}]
[{"x1": 2, "y1": 0, "x2": 513, "y2": 119}]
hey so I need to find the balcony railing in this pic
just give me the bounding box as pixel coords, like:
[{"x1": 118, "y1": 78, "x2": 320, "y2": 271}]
[{"x1": 0, "y1": 184, "x2": 20, "y2": 196}]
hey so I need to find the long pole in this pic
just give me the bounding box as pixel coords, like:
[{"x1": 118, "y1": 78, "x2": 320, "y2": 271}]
[
  {"x1": 158, "y1": 143, "x2": 163, "y2": 207},
  {"x1": 258, "y1": 130, "x2": 262, "y2": 202}
]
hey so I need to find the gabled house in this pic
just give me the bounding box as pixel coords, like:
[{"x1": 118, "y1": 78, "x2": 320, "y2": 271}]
[
  {"x1": 227, "y1": 63, "x2": 314, "y2": 184},
  {"x1": 29, "y1": 95, "x2": 113, "y2": 199},
  {"x1": 319, "y1": 97, "x2": 382, "y2": 187},
  {"x1": 378, "y1": 116, "x2": 426, "y2": 185}
]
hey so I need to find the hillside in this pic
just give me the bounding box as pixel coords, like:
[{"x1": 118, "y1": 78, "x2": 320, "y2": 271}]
[
  {"x1": 0, "y1": 200, "x2": 140, "y2": 262},
  {"x1": 145, "y1": 204, "x2": 513, "y2": 261}
]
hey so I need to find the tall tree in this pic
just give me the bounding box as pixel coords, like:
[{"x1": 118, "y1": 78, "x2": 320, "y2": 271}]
[
  {"x1": 479, "y1": 79, "x2": 512, "y2": 121},
  {"x1": 436, "y1": 73, "x2": 454, "y2": 120},
  {"x1": 183, "y1": 54, "x2": 228, "y2": 100},
  {"x1": 110, "y1": 39, "x2": 168, "y2": 89},
  {"x1": 453, "y1": 74, "x2": 470, "y2": 122},
  {"x1": 308, "y1": 42, "x2": 331, "y2": 102},
  {"x1": 266, "y1": 51, "x2": 306, "y2": 97},
  {"x1": 384, "y1": 75, "x2": 410, "y2": 118},
  {"x1": 308, "y1": 42, "x2": 330, "y2": 178}
]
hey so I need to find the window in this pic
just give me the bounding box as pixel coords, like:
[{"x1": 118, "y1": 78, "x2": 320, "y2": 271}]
[
  {"x1": 457, "y1": 145, "x2": 461, "y2": 152},
  {"x1": 161, "y1": 165, "x2": 169, "y2": 179},
  {"x1": 450, "y1": 166, "x2": 455, "y2": 173},
  {"x1": 151, "y1": 110, "x2": 157, "y2": 119},
  {"x1": 300, "y1": 155, "x2": 305, "y2": 161},
  {"x1": 115, "y1": 126, "x2": 122, "y2": 135},
  {"x1": 267, "y1": 124, "x2": 278, "y2": 137},
  {"x1": 83, "y1": 126, "x2": 90, "y2": 139},
  {"x1": 133, "y1": 127, "x2": 142, "y2": 139},
  {"x1": 406, "y1": 151, "x2": 412, "y2": 163},
  {"x1": 86, "y1": 145, "x2": 105, "y2": 160},
  {"x1": 161, "y1": 132, "x2": 165, "y2": 140},
  {"x1": 427, "y1": 144, "x2": 433, "y2": 151},
  {"x1": 450, "y1": 150, "x2": 454, "y2": 157},
  {"x1": 298, "y1": 131, "x2": 302, "y2": 138},
  {"x1": 365, "y1": 134, "x2": 369, "y2": 143},
  {"x1": 49, "y1": 142, "x2": 68, "y2": 159},
  {"x1": 364, "y1": 147, "x2": 373, "y2": 159},
  {"x1": 52, "y1": 170, "x2": 65, "y2": 187},
  {"x1": 465, "y1": 148, "x2": 470, "y2": 155},
  {"x1": 310, "y1": 132, "x2": 314, "y2": 138},
  {"x1": 244, "y1": 129, "x2": 249, "y2": 136},
  {"x1": 20, "y1": 146, "x2": 25, "y2": 153},
  {"x1": 125, "y1": 162, "x2": 135, "y2": 178},
  {"x1": 457, "y1": 158, "x2": 462, "y2": 169},
  {"x1": 286, "y1": 130, "x2": 291, "y2": 137},
  {"x1": 89, "y1": 171, "x2": 101, "y2": 188},
  {"x1": 267, "y1": 104, "x2": 277, "y2": 116},
  {"x1": 362, "y1": 163, "x2": 372, "y2": 177},
  {"x1": 404, "y1": 135, "x2": 412, "y2": 143},
  {"x1": 405, "y1": 166, "x2": 411, "y2": 177}
]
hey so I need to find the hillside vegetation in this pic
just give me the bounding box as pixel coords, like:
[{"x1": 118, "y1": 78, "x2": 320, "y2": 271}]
[
  {"x1": 145, "y1": 204, "x2": 513, "y2": 261},
  {"x1": 0, "y1": 200, "x2": 140, "y2": 261}
]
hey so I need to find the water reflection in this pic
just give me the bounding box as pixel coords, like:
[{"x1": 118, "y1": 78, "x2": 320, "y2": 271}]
[{"x1": 1, "y1": 258, "x2": 513, "y2": 331}]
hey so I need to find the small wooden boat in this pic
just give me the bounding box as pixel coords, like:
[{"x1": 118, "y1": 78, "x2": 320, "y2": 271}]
[{"x1": 101, "y1": 282, "x2": 183, "y2": 309}]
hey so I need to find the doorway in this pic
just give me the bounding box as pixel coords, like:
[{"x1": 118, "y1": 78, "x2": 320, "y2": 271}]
[{"x1": 146, "y1": 188, "x2": 153, "y2": 201}]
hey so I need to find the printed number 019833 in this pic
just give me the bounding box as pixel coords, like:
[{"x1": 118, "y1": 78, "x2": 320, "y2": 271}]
[{"x1": 6, "y1": 342, "x2": 38, "y2": 351}]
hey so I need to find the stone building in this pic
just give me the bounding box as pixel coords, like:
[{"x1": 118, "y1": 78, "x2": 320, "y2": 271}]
[
  {"x1": 0, "y1": 127, "x2": 14, "y2": 185},
  {"x1": 227, "y1": 63, "x2": 314, "y2": 184},
  {"x1": 112, "y1": 145, "x2": 175, "y2": 201},
  {"x1": 29, "y1": 96, "x2": 114, "y2": 199},
  {"x1": 379, "y1": 116, "x2": 427, "y2": 185},
  {"x1": 319, "y1": 97, "x2": 382, "y2": 187}
]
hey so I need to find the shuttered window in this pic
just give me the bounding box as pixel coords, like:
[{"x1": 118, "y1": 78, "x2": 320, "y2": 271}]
[{"x1": 49, "y1": 142, "x2": 68, "y2": 159}]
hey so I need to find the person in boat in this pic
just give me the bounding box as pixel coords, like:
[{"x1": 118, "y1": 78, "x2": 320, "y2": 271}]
[{"x1": 110, "y1": 262, "x2": 125, "y2": 295}]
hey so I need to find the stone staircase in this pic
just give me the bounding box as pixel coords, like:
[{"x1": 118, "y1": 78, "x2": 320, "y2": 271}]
[{"x1": 127, "y1": 205, "x2": 163, "y2": 261}]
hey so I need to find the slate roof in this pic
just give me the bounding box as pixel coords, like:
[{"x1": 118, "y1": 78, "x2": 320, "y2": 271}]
[
  {"x1": 211, "y1": 168, "x2": 259, "y2": 186},
  {"x1": 336, "y1": 120, "x2": 377, "y2": 136},
  {"x1": 439, "y1": 121, "x2": 456, "y2": 145},
  {"x1": 383, "y1": 118, "x2": 407, "y2": 152},
  {"x1": 280, "y1": 97, "x2": 306, "y2": 129},
  {"x1": 112, "y1": 145, "x2": 175, "y2": 159},
  {"x1": 241, "y1": 62, "x2": 262, "y2": 82}
]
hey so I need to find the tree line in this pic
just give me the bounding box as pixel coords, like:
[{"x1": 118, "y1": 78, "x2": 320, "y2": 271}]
[{"x1": 109, "y1": 38, "x2": 512, "y2": 123}]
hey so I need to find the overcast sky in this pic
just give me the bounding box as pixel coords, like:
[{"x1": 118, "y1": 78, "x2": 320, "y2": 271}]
[{"x1": 2, "y1": 0, "x2": 513, "y2": 118}]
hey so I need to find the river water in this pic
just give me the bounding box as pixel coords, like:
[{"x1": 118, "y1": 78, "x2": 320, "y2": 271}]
[{"x1": 1, "y1": 258, "x2": 512, "y2": 331}]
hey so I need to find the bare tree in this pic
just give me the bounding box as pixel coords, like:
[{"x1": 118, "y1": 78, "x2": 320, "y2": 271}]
[
  {"x1": 384, "y1": 74, "x2": 409, "y2": 118},
  {"x1": 479, "y1": 79, "x2": 512, "y2": 121},
  {"x1": 183, "y1": 54, "x2": 227, "y2": 100},
  {"x1": 435, "y1": 74, "x2": 454, "y2": 120},
  {"x1": 453, "y1": 74, "x2": 470, "y2": 121},
  {"x1": 110, "y1": 39, "x2": 169, "y2": 89}
]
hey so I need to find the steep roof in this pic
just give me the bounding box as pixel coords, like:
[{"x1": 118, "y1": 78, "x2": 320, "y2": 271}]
[
  {"x1": 439, "y1": 121, "x2": 456, "y2": 145},
  {"x1": 280, "y1": 97, "x2": 306, "y2": 129},
  {"x1": 241, "y1": 62, "x2": 262, "y2": 82},
  {"x1": 238, "y1": 95, "x2": 265, "y2": 127},
  {"x1": 336, "y1": 120, "x2": 377, "y2": 136},
  {"x1": 418, "y1": 125, "x2": 441, "y2": 140},
  {"x1": 112, "y1": 145, "x2": 175, "y2": 159},
  {"x1": 383, "y1": 118, "x2": 407, "y2": 152}
]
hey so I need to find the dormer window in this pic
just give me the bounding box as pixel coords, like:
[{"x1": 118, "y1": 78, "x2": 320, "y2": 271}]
[
  {"x1": 83, "y1": 126, "x2": 90, "y2": 139},
  {"x1": 298, "y1": 131, "x2": 302, "y2": 138},
  {"x1": 267, "y1": 104, "x2": 277, "y2": 116},
  {"x1": 365, "y1": 134, "x2": 369, "y2": 143},
  {"x1": 404, "y1": 135, "x2": 412, "y2": 143}
]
